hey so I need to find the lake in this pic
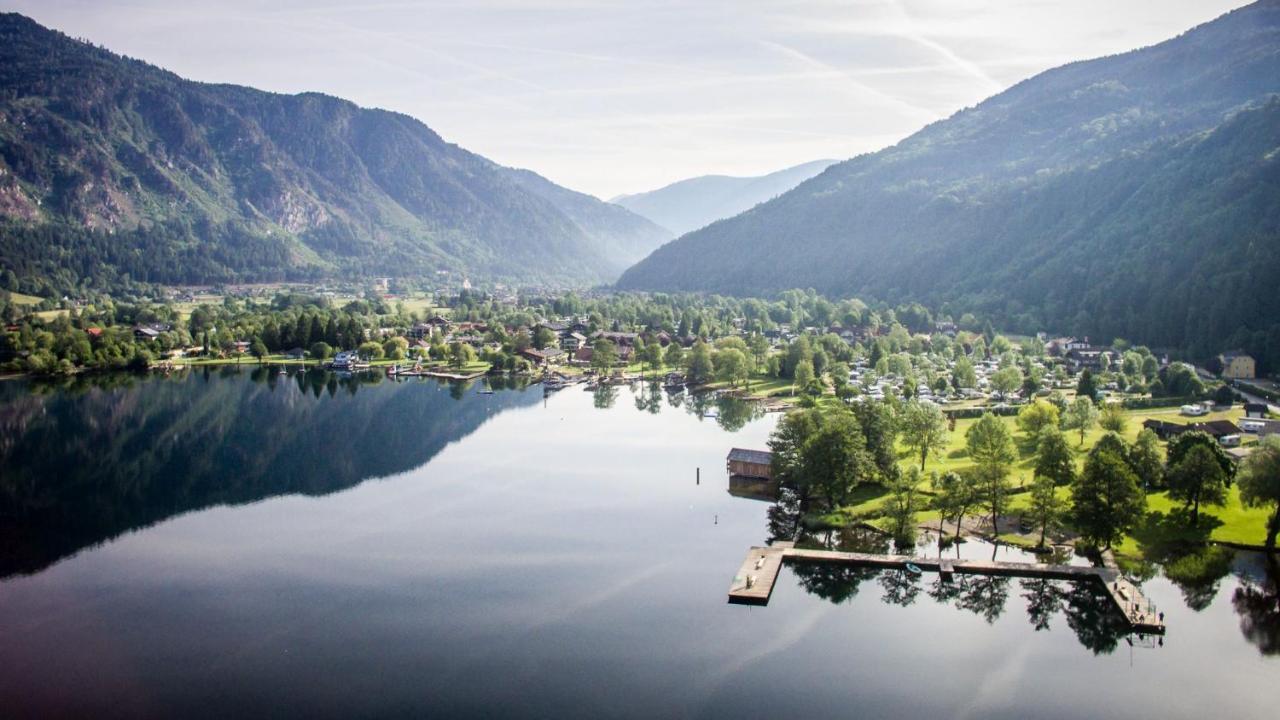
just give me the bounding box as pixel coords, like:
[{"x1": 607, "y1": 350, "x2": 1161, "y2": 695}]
[{"x1": 0, "y1": 369, "x2": 1276, "y2": 718}]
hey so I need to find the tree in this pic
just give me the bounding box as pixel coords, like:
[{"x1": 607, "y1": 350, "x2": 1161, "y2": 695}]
[
  {"x1": 1098, "y1": 403, "x2": 1127, "y2": 434},
  {"x1": 250, "y1": 338, "x2": 268, "y2": 362},
  {"x1": 1034, "y1": 426, "x2": 1076, "y2": 487},
  {"x1": 684, "y1": 341, "x2": 714, "y2": 383},
  {"x1": 852, "y1": 401, "x2": 899, "y2": 483},
  {"x1": 512, "y1": 329, "x2": 532, "y2": 352},
  {"x1": 357, "y1": 340, "x2": 385, "y2": 360},
  {"x1": 829, "y1": 358, "x2": 849, "y2": 397},
  {"x1": 1022, "y1": 371, "x2": 1042, "y2": 398},
  {"x1": 383, "y1": 336, "x2": 408, "y2": 361},
  {"x1": 931, "y1": 470, "x2": 979, "y2": 542},
  {"x1": 966, "y1": 413, "x2": 1017, "y2": 531},
  {"x1": 591, "y1": 338, "x2": 619, "y2": 374},
  {"x1": 643, "y1": 341, "x2": 665, "y2": 378},
  {"x1": 309, "y1": 341, "x2": 332, "y2": 360},
  {"x1": 748, "y1": 333, "x2": 770, "y2": 368},
  {"x1": 1016, "y1": 400, "x2": 1060, "y2": 445},
  {"x1": 1063, "y1": 396, "x2": 1099, "y2": 446},
  {"x1": 714, "y1": 348, "x2": 749, "y2": 388},
  {"x1": 1076, "y1": 369, "x2": 1098, "y2": 401},
  {"x1": 448, "y1": 341, "x2": 476, "y2": 368},
  {"x1": 900, "y1": 400, "x2": 949, "y2": 470},
  {"x1": 1072, "y1": 443, "x2": 1146, "y2": 549},
  {"x1": 990, "y1": 366, "x2": 1022, "y2": 399},
  {"x1": 1167, "y1": 443, "x2": 1229, "y2": 526},
  {"x1": 885, "y1": 467, "x2": 922, "y2": 548},
  {"x1": 664, "y1": 342, "x2": 684, "y2": 369},
  {"x1": 952, "y1": 356, "x2": 976, "y2": 389},
  {"x1": 793, "y1": 358, "x2": 815, "y2": 396},
  {"x1": 1238, "y1": 435, "x2": 1280, "y2": 551},
  {"x1": 1028, "y1": 471, "x2": 1066, "y2": 550},
  {"x1": 1167, "y1": 431, "x2": 1236, "y2": 483},
  {"x1": 1211, "y1": 383, "x2": 1235, "y2": 407},
  {"x1": 533, "y1": 326, "x2": 556, "y2": 350},
  {"x1": 1130, "y1": 428, "x2": 1164, "y2": 489},
  {"x1": 768, "y1": 407, "x2": 875, "y2": 510}
]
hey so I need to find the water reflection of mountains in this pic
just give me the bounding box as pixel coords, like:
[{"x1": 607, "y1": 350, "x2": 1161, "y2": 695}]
[
  {"x1": 0, "y1": 368, "x2": 540, "y2": 579},
  {"x1": 767, "y1": 492, "x2": 1280, "y2": 657}
]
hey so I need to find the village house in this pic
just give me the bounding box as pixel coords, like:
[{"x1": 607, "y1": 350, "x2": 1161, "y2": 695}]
[
  {"x1": 519, "y1": 347, "x2": 564, "y2": 366},
  {"x1": 1046, "y1": 336, "x2": 1091, "y2": 357},
  {"x1": 1064, "y1": 346, "x2": 1118, "y2": 372},
  {"x1": 1142, "y1": 418, "x2": 1243, "y2": 444},
  {"x1": 1244, "y1": 402, "x2": 1269, "y2": 419},
  {"x1": 332, "y1": 350, "x2": 360, "y2": 370},
  {"x1": 1219, "y1": 351, "x2": 1256, "y2": 379},
  {"x1": 560, "y1": 332, "x2": 589, "y2": 352},
  {"x1": 592, "y1": 330, "x2": 639, "y2": 347}
]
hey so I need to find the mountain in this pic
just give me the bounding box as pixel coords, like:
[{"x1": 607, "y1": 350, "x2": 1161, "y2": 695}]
[
  {"x1": 0, "y1": 13, "x2": 667, "y2": 292},
  {"x1": 501, "y1": 167, "x2": 671, "y2": 268},
  {"x1": 611, "y1": 159, "x2": 836, "y2": 236},
  {"x1": 618, "y1": 0, "x2": 1280, "y2": 369}
]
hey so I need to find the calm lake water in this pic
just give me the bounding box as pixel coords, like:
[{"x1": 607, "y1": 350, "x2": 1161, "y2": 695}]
[{"x1": 1, "y1": 369, "x2": 1276, "y2": 718}]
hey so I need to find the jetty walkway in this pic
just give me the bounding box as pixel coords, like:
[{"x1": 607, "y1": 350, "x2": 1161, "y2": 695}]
[{"x1": 728, "y1": 543, "x2": 1164, "y2": 633}]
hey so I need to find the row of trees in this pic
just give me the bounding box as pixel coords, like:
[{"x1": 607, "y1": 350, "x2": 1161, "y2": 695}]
[{"x1": 775, "y1": 399, "x2": 1280, "y2": 556}]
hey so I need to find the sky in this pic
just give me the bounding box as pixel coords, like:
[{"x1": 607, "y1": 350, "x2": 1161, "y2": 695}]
[{"x1": 2, "y1": 0, "x2": 1251, "y2": 199}]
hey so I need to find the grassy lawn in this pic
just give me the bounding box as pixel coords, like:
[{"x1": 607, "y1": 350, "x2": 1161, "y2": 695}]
[
  {"x1": 701, "y1": 372, "x2": 797, "y2": 399},
  {"x1": 397, "y1": 296, "x2": 449, "y2": 317},
  {"x1": 7, "y1": 291, "x2": 45, "y2": 306}
]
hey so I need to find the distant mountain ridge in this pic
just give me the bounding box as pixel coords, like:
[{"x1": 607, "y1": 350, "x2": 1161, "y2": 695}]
[
  {"x1": 611, "y1": 159, "x2": 836, "y2": 236},
  {"x1": 619, "y1": 0, "x2": 1280, "y2": 369},
  {"x1": 0, "y1": 13, "x2": 668, "y2": 290}
]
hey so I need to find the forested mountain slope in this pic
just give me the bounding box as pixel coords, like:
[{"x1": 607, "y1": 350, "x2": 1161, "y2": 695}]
[
  {"x1": 611, "y1": 159, "x2": 836, "y2": 236},
  {"x1": 618, "y1": 0, "x2": 1280, "y2": 368},
  {"x1": 501, "y1": 167, "x2": 671, "y2": 268},
  {"x1": 0, "y1": 13, "x2": 664, "y2": 291}
]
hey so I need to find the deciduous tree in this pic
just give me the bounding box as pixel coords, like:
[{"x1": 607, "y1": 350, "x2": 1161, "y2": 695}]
[
  {"x1": 901, "y1": 400, "x2": 949, "y2": 470},
  {"x1": 1238, "y1": 435, "x2": 1280, "y2": 551},
  {"x1": 1072, "y1": 443, "x2": 1146, "y2": 549},
  {"x1": 1063, "y1": 396, "x2": 1099, "y2": 446},
  {"x1": 967, "y1": 413, "x2": 1017, "y2": 531},
  {"x1": 1167, "y1": 443, "x2": 1229, "y2": 526}
]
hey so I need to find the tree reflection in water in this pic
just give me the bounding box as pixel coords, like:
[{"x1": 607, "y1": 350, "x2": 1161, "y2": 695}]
[
  {"x1": 633, "y1": 382, "x2": 663, "y2": 414},
  {"x1": 776, "y1": 509, "x2": 1133, "y2": 653},
  {"x1": 956, "y1": 575, "x2": 1011, "y2": 624},
  {"x1": 879, "y1": 569, "x2": 923, "y2": 607},
  {"x1": 675, "y1": 391, "x2": 763, "y2": 432},
  {"x1": 1021, "y1": 578, "x2": 1065, "y2": 631},
  {"x1": 592, "y1": 385, "x2": 618, "y2": 409},
  {"x1": 766, "y1": 489, "x2": 803, "y2": 545},
  {"x1": 1232, "y1": 555, "x2": 1280, "y2": 656},
  {"x1": 1164, "y1": 545, "x2": 1234, "y2": 612},
  {"x1": 1062, "y1": 581, "x2": 1130, "y2": 655}
]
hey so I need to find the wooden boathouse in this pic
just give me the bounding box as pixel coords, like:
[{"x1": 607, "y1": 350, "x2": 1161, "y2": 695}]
[{"x1": 726, "y1": 448, "x2": 773, "y2": 480}]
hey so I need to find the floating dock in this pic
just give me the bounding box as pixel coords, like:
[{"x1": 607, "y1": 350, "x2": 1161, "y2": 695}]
[{"x1": 728, "y1": 545, "x2": 1164, "y2": 633}]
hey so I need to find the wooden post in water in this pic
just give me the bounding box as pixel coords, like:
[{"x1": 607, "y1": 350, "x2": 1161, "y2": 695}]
[{"x1": 697, "y1": 467, "x2": 700, "y2": 485}]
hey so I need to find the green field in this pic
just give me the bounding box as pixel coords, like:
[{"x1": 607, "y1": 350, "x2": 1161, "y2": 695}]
[{"x1": 7, "y1": 291, "x2": 46, "y2": 306}]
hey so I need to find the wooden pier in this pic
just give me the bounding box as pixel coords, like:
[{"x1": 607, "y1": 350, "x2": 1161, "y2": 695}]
[{"x1": 728, "y1": 545, "x2": 1164, "y2": 633}]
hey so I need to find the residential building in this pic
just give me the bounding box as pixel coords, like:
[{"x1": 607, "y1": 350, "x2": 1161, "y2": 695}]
[{"x1": 1219, "y1": 351, "x2": 1256, "y2": 379}]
